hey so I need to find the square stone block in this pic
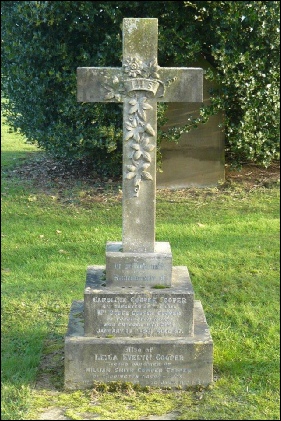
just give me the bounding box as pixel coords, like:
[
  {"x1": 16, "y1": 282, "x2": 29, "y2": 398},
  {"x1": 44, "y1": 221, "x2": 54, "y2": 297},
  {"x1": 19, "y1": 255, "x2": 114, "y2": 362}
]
[
  {"x1": 84, "y1": 266, "x2": 194, "y2": 337},
  {"x1": 64, "y1": 300, "x2": 213, "y2": 390},
  {"x1": 105, "y1": 241, "x2": 172, "y2": 287}
]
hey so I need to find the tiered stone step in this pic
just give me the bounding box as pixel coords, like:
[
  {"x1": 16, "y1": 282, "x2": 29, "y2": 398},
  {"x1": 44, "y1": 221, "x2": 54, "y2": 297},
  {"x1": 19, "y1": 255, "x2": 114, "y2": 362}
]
[
  {"x1": 64, "y1": 265, "x2": 213, "y2": 389},
  {"x1": 84, "y1": 265, "x2": 194, "y2": 337}
]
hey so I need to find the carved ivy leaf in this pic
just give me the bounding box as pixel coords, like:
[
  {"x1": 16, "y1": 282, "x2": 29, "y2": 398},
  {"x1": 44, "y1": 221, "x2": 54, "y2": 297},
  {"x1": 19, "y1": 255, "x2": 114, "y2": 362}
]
[
  {"x1": 124, "y1": 131, "x2": 134, "y2": 141},
  {"x1": 126, "y1": 165, "x2": 136, "y2": 172},
  {"x1": 144, "y1": 143, "x2": 155, "y2": 152},
  {"x1": 129, "y1": 103, "x2": 139, "y2": 114},
  {"x1": 142, "y1": 151, "x2": 152, "y2": 162},
  {"x1": 125, "y1": 118, "x2": 142, "y2": 141},
  {"x1": 137, "y1": 109, "x2": 145, "y2": 121},
  {"x1": 141, "y1": 162, "x2": 150, "y2": 170},
  {"x1": 141, "y1": 137, "x2": 155, "y2": 152},
  {"x1": 143, "y1": 59, "x2": 160, "y2": 79},
  {"x1": 125, "y1": 118, "x2": 137, "y2": 131},
  {"x1": 141, "y1": 171, "x2": 153, "y2": 180},
  {"x1": 115, "y1": 94, "x2": 122, "y2": 102},
  {"x1": 134, "y1": 150, "x2": 142, "y2": 160},
  {"x1": 142, "y1": 101, "x2": 153, "y2": 110},
  {"x1": 104, "y1": 91, "x2": 115, "y2": 100},
  {"x1": 134, "y1": 131, "x2": 141, "y2": 142},
  {"x1": 126, "y1": 172, "x2": 136, "y2": 180},
  {"x1": 144, "y1": 123, "x2": 155, "y2": 136},
  {"x1": 103, "y1": 81, "x2": 124, "y2": 102},
  {"x1": 141, "y1": 136, "x2": 150, "y2": 146},
  {"x1": 138, "y1": 97, "x2": 153, "y2": 120}
]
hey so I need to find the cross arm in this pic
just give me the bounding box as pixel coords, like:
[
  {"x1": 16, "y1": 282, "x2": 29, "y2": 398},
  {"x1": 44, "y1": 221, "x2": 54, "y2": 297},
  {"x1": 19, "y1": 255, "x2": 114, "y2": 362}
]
[
  {"x1": 157, "y1": 68, "x2": 203, "y2": 103},
  {"x1": 77, "y1": 67, "x2": 123, "y2": 103}
]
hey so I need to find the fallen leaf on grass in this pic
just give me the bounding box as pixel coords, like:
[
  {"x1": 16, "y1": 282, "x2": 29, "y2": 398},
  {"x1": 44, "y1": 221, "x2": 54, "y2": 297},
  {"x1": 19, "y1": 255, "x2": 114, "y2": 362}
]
[{"x1": 28, "y1": 195, "x2": 37, "y2": 202}]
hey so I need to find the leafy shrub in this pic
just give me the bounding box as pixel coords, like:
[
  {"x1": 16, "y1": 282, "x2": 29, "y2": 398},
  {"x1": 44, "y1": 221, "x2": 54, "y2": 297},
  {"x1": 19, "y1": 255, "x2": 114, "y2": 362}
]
[{"x1": 1, "y1": 1, "x2": 279, "y2": 174}]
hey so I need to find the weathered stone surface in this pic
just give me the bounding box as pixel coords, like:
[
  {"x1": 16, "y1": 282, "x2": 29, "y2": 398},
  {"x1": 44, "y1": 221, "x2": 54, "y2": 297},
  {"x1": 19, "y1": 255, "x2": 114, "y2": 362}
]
[
  {"x1": 66, "y1": 18, "x2": 213, "y2": 391},
  {"x1": 157, "y1": 68, "x2": 203, "y2": 103},
  {"x1": 84, "y1": 265, "x2": 194, "y2": 337},
  {"x1": 105, "y1": 242, "x2": 172, "y2": 286},
  {"x1": 77, "y1": 18, "x2": 203, "y2": 253},
  {"x1": 77, "y1": 67, "x2": 122, "y2": 103},
  {"x1": 122, "y1": 92, "x2": 157, "y2": 252},
  {"x1": 65, "y1": 300, "x2": 213, "y2": 390},
  {"x1": 157, "y1": 58, "x2": 224, "y2": 189},
  {"x1": 122, "y1": 18, "x2": 158, "y2": 61}
]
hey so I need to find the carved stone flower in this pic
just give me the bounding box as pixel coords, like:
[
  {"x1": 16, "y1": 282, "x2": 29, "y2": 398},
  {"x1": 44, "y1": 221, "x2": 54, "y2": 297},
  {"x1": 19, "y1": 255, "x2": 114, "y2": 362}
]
[
  {"x1": 103, "y1": 76, "x2": 124, "y2": 102},
  {"x1": 129, "y1": 96, "x2": 153, "y2": 121},
  {"x1": 126, "y1": 160, "x2": 153, "y2": 189},
  {"x1": 125, "y1": 118, "x2": 144, "y2": 142},
  {"x1": 143, "y1": 59, "x2": 160, "y2": 79},
  {"x1": 123, "y1": 57, "x2": 143, "y2": 78},
  {"x1": 131, "y1": 137, "x2": 155, "y2": 162}
]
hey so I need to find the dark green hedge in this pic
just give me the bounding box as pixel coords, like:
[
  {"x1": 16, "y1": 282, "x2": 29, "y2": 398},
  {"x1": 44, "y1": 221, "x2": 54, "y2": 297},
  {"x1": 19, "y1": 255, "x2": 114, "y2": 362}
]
[{"x1": 1, "y1": 1, "x2": 279, "y2": 175}]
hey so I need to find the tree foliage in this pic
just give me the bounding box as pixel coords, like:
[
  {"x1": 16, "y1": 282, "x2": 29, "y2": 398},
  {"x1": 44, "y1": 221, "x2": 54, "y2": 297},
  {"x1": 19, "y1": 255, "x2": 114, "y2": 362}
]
[{"x1": 1, "y1": 1, "x2": 279, "y2": 175}]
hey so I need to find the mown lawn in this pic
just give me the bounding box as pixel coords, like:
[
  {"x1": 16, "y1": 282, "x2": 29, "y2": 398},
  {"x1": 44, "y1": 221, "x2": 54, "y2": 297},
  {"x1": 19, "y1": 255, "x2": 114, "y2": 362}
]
[{"x1": 1, "y1": 118, "x2": 280, "y2": 420}]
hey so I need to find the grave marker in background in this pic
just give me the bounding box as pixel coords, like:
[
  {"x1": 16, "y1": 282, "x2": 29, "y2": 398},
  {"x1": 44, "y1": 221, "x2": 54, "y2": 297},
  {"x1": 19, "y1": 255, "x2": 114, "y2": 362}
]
[{"x1": 157, "y1": 58, "x2": 225, "y2": 189}]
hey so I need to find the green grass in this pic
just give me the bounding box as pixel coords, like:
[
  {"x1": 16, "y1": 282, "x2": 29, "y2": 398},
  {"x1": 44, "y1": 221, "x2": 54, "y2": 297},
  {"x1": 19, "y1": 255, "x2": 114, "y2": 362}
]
[{"x1": 1, "y1": 117, "x2": 280, "y2": 420}]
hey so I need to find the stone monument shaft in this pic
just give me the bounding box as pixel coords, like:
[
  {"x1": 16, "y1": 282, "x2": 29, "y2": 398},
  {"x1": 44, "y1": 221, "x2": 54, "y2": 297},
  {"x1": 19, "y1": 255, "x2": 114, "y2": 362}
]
[{"x1": 77, "y1": 18, "x2": 203, "y2": 253}]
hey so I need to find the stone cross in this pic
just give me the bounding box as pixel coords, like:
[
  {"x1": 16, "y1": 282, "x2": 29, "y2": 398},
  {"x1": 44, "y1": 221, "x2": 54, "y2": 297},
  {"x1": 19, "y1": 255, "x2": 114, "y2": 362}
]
[{"x1": 77, "y1": 18, "x2": 203, "y2": 254}]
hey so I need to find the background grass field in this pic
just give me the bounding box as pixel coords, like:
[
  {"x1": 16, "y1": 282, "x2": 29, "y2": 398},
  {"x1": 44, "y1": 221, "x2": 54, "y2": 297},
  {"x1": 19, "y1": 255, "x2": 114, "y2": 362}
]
[{"x1": 1, "y1": 117, "x2": 280, "y2": 420}]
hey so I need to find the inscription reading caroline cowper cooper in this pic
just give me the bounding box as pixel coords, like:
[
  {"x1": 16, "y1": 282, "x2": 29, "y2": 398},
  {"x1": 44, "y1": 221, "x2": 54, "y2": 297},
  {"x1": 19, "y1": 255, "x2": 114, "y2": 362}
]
[
  {"x1": 77, "y1": 18, "x2": 203, "y2": 254},
  {"x1": 92, "y1": 294, "x2": 188, "y2": 336}
]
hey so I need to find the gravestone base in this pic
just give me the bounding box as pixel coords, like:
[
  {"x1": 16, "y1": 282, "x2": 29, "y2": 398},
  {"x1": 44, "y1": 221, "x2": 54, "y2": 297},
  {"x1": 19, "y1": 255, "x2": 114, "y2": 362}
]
[
  {"x1": 64, "y1": 300, "x2": 213, "y2": 390},
  {"x1": 64, "y1": 266, "x2": 213, "y2": 390},
  {"x1": 84, "y1": 265, "x2": 194, "y2": 337}
]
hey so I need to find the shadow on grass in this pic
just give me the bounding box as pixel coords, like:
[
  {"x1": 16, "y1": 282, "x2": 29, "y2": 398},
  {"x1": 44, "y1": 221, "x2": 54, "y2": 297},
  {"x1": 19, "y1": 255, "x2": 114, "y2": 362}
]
[
  {"x1": 1, "y1": 150, "x2": 45, "y2": 172},
  {"x1": 35, "y1": 332, "x2": 65, "y2": 391}
]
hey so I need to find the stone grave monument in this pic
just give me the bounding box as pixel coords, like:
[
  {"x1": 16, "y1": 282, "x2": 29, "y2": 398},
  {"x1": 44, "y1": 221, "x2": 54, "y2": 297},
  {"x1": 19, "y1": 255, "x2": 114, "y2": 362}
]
[{"x1": 64, "y1": 18, "x2": 213, "y2": 390}]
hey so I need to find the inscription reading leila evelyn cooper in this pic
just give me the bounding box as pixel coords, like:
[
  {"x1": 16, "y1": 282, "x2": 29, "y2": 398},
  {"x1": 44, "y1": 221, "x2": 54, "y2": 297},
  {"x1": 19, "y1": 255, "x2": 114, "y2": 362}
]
[{"x1": 82, "y1": 346, "x2": 203, "y2": 387}]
